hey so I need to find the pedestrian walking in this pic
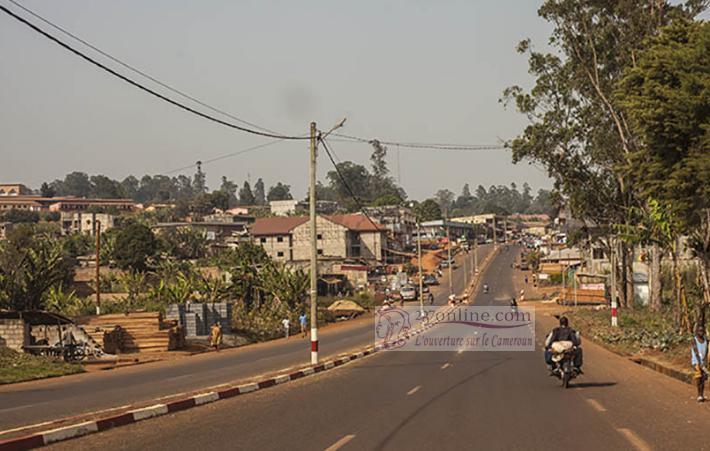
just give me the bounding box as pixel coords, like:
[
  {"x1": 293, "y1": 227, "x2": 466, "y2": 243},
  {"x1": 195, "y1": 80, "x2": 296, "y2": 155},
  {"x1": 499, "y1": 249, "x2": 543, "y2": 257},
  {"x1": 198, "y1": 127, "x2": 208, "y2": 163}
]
[
  {"x1": 299, "y1": 312, "x2": 307, "y2": 338},
  {"x1": 428, "y1": 292, "x2": 434, "y2": 305},
  {"x1": 524, "y1": 275, "x2": 528, "y2": 284},
  {"x1": 282, "y1": 317, "x2": 290, "y2": 339},
  {"x1": 692, "y1": 325, "x2": 708, "y2": 402},
  {"x1": 209, "y1": 322, "x2": 222, "y2": 352}
]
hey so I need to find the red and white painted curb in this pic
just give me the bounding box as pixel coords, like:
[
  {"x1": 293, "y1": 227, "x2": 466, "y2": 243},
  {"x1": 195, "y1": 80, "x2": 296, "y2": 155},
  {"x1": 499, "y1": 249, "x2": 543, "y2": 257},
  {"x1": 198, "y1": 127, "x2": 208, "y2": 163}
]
[{"x1": 0, "y1": 309, "x2": 449, "y2": 450}]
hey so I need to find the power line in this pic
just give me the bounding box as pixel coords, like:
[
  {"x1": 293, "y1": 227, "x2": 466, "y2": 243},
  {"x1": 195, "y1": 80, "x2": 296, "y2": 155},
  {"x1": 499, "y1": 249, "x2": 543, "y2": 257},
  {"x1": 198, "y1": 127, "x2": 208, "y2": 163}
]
[
  {"x1": 6, "y1": 0, "x2": 281, "y2": 136},
  {"x1": 0, "y1": 3, "x2": 307, "y2": 140},
  {"x1": 164, "y1": 138, "x2": 290, "y2": 175},
  {"x1": 331, "y1": 132, "x2": 505, "y2": 151},
  {"x1": 318, "y1": 136, "x2": 391, "y2": 232}
]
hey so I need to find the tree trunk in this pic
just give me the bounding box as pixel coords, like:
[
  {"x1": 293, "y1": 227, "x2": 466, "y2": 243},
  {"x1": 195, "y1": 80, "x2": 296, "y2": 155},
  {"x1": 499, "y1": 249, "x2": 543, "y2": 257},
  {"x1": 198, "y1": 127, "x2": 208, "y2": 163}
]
[
  {"x1": 619, "y1": 242, "x2": 629, "y2": 308},
  {"x1": 673, "y1": 238, "x2": 691, "y2": 333},
  {"x1": 625, "y1": 244, "x2": 635, "y2": 309},
  {"x1": 649, "y1": 242, "x2": 662, "y2": 311}
]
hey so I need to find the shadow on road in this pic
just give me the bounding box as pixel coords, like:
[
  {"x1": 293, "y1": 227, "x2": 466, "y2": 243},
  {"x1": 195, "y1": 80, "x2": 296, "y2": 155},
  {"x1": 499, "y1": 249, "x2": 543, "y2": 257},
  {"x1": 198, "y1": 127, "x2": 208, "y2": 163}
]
[{"x1": 570, "y1": 381, "x2": 617, "y2": 389}]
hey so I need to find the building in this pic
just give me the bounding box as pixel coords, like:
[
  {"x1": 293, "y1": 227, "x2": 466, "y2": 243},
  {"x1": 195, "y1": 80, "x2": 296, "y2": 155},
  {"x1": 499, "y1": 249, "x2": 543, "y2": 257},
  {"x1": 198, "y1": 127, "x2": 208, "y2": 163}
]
[
  {"x1": 0, "y1": 196, "x2": 137, "y2": 213},
  {"x1": 362, "y1": 205, "x2": 416, "y2": 251},
  {"x1": 419, "y1": 220, "x2": 475, "y2": 242},
  {"x1": 153, "y1": 215, "x2": 254, "y2": 245},
  {"x1": 0, "y1": 183, "x2": 32, "y2": 196},
  {"x1": 60, "y1": 212, "x2": 117, "y2": 236},
  {"x1": 269, "y1": 199, "x2": 299, "y2": 216},
  {"x1": 251, "y1": 214, "x2": 385, "y2": 263}
]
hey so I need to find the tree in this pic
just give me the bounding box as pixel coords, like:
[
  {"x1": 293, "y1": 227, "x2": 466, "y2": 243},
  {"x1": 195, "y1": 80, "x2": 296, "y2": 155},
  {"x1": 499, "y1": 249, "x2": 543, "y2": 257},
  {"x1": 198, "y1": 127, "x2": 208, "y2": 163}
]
[
  {"x1": 91, "y1": 175, "x2": 124, "y2": 199},
  {"x1": 61, "y1": 172, "x2": 92, "y2": 197},
  {"x1": 254, "y1": 178, "x2": 266, "y2": 205},
  {"x1": 1, "y1": 209, "x2": 40, "y2": 224},
  {"x1": 617, "y1": 20, "x2": 710, "y2": 321},
  {"x1": 0, "y1": 226, "x2": 74, "y2": 311},
  {"x1": 193, "y1": 162, "x2": 207, "y2": 195},
  {"x1": 434, "y1": 189, "x2": 455, "y2": 216},
  {"x1": 113, "y1": 222, "x2": 158, "y2": 272},
  {"x1": 219, "y1": 176, "x2": 238, "y2": 208},
  {"x1": 501, "y1": 0, "x2": 703, "y2": 309},
  {"x1": 326, "y1": 162, "x2": 369, "y2": 209},
  {"x1": 121, "y1": 176, "x2": 139, "y2": 200},
  {"x1": 267, "y1": 182, "x2": 293, "y2": 201},
  {"x1": 210, "y1": 190, "x2": 230, "y2": 212},
  {"x1": 414, "y1": 199, "x2": 442, "y2": 222},
  {"x1": 40, "y1": 182, "x2": 55, "y2": 198},
  {"x1": 239, "y1": 181, "x2": 256, "y2": 205}
]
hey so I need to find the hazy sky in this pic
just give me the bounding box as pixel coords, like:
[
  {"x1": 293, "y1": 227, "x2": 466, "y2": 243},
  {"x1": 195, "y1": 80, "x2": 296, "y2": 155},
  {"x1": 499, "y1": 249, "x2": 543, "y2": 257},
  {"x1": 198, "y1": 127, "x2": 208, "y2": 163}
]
[{"x1": 0, "y1": 0, "x2": 554, "y2": 199}]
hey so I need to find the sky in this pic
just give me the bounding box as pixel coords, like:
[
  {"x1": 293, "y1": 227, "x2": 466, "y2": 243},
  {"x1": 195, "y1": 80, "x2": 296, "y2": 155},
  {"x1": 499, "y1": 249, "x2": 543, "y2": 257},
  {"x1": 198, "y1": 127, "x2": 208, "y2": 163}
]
[{"x1": 0, "y1": 0, "x2": 554, "y2": 200}]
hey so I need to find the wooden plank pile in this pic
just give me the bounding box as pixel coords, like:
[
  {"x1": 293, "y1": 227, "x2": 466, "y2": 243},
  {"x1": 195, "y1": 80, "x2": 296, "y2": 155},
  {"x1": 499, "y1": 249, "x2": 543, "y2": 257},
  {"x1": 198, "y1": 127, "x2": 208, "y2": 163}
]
[
  {"x1": 78, "y1": 312, "x2": 173, "y2": 353},
  {"x1": 559, "y1": 288, "x2": 606, "y2": 305}
]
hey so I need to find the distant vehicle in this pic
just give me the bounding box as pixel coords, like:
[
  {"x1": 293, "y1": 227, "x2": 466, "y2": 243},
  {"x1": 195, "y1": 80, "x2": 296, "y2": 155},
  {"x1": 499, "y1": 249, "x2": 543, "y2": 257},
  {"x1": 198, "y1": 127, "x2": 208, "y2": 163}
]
[
  {"x1": 520, "y1": 261, "x2": 529, "y2": 270},
  {"x1": 439, "y1": 260, "x2": 450, "y2": 269},
  {"x1": 422, "y1": 274, "x2": 439, "y2": 285},
  {"x1": 485, "y1": 239, "x2": 493, "y2": 244},
  {"x1": 399, "y1": 285, "x2": 417, "y2": 301}
]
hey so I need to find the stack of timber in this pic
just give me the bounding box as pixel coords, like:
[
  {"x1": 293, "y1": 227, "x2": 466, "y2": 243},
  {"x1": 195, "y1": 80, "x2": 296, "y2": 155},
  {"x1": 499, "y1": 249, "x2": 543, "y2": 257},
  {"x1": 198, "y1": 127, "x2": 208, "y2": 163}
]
[
  {"x1": 558, "y1": 288, "x2": 607, "y2": 305},
  {"x1": 78, "y1": 312, "x2": 179, "y2": 353}
]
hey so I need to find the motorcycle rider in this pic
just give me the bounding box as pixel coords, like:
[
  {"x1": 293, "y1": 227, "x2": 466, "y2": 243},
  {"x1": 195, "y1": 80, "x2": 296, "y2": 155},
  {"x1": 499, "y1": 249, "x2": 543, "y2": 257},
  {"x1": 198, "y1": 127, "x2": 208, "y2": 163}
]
[
  {"x1": 483, "y1": 283, "x2": 489, "y2": 293},
  {"x1": 510, "y1": 296, "x2": 518, "y2": 312},
  {"x1": 544, "y1": 316, "x2": 583, "y2": 371}
]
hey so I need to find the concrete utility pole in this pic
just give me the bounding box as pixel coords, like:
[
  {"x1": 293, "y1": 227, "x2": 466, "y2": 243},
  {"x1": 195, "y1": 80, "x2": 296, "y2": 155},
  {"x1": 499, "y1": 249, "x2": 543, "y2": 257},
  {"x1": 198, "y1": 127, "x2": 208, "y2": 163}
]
[
  {"x1": 474, "y1": 225, "x2": 479, "y2": 274},
  {"x1": 463, "y1": 241, "x2": 468, "y2": 286},
  {"x1": 417, "y1": 222, "x2": 424, "y2": 315},
  {"x1": 492, "y1": 216, "x2": 497, "y2": 246},
  {"x1": 309, "y1": 122, "x2": 319, "y2": 364},
  {"x1": 95, "y1": 220, "x2": 101, "y2": 315},
  {"x1": 446, "y1": 223, "x2": 453, "y2": 297},
  {"x1": 610, "y1": 237, "x2": 618, "y2": 327}
]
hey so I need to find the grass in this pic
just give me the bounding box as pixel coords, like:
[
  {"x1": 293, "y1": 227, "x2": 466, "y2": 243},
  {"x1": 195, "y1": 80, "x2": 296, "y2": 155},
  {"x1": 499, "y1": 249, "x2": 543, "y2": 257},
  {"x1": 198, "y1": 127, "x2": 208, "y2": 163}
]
[
  {"x1": 565, "y1": 307, "x2": 691, "y2": 369},
  {"x1": 0, "y1": 347, "x2": 84, "y2": 384}
]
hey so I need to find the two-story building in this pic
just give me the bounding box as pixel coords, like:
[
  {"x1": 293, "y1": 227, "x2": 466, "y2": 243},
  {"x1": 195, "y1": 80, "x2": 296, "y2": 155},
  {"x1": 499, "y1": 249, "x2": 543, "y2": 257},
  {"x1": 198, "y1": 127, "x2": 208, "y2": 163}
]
[{"x1": 251, "y1": 214, "x2": 385, "y2": 264}]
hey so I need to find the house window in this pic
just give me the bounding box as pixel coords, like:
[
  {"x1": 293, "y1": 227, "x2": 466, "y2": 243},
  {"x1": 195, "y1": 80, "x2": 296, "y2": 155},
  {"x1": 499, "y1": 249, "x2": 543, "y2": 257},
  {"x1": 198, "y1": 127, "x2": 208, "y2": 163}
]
[
  {"x1": 260, "y1": 237, "x2": 267, "y2": 244},
  {"x1": 277, "y1": 236, "x2": 284, "y2": 243},
  {"x1": 317, "y1": 234, "x2": 322, "y2": 240},
  {"x1": 317, "y1": 249, "x2": 323, "y2": 255},
  {"x1": 277, "y1": 251, "x2": 284, "y2": 257}
]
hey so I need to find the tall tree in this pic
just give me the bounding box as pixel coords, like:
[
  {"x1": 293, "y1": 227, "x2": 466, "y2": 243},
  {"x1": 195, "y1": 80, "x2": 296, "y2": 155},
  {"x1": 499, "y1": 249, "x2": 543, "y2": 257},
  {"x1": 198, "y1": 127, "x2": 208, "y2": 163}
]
[
  {"x1": 254, "y1": 178, "x2": 266, "y2": 205},
  {"x1": 267, "y1": 182, "x2": 293, "y2": 202},
  {"x1": 193, "y1": 162, "x2": 207, "y2": 195},
  {"x1": 239, "y1": 181, "x2": 256, "y2": 205},
  {"x1": 219, "y1": 176, "x2": 238, "y2": 207}
]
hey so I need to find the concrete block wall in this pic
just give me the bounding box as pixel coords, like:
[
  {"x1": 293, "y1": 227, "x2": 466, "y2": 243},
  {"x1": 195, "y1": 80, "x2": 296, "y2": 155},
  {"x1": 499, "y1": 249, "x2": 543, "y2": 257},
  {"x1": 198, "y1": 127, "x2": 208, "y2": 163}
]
[
  {"x1": 166, "y1": 303, "x2": 233, "y2": 337},
  {"x1": 0, "y1": 319, "x2": 28, "y2": 352}
]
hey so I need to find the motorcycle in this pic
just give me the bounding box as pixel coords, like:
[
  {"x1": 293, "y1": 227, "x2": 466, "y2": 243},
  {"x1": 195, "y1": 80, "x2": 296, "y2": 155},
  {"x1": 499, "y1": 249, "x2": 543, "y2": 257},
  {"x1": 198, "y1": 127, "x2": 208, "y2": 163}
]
[
  {"x1": 483, "y1": 284, "x2": 489, "y2": 294},
  {"x1": 549, "y1": 341, "x2": 580, "y2": 388}
]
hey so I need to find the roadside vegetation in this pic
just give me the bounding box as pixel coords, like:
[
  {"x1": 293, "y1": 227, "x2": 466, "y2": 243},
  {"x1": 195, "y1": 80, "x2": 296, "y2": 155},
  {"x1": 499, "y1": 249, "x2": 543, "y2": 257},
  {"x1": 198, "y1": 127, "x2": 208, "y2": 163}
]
[{"x1": 0, "y1": 347, "x2": 83, "y2": 384}]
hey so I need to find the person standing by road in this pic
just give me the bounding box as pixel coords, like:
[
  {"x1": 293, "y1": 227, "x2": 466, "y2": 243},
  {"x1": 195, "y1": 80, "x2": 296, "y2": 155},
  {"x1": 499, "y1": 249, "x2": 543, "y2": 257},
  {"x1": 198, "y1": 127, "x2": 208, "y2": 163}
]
[
  {"x1": 692, "y1": 325, "x2": 708, "y2": 402},
  {"x1": 209, "y1": 322, "x2": 222, "y2": 352},
  {"x1": 299, "y1": 312, "x2": 308, "y2": 338},
  {"x1": 282, "y1": 317, "x2": 291, "y2": 339}
]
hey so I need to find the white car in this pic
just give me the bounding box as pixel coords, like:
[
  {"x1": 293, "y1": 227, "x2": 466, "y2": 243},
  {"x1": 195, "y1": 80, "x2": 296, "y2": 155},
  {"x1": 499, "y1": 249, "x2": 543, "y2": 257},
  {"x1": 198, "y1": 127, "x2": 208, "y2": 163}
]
[{"x1": 400, "y1": 286, "x2": 417, "y2": 301}]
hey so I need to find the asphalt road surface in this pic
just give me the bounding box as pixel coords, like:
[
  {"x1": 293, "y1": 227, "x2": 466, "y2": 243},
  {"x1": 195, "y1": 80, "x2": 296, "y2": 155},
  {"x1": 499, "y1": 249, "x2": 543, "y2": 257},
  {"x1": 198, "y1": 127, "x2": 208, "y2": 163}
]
[
  {"x1": 50, "y1": 245, "x2": 710, "y2": 450},
  {"x1": 0, "y1": 245, "x2": 492, "y2": 434}
]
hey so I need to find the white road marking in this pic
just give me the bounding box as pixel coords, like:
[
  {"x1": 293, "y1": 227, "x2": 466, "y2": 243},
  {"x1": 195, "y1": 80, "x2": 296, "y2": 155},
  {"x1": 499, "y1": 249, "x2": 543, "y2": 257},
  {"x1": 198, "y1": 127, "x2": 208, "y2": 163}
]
[
  {"x1": 406, "y1": 385, "x2": 421, "y2": 396},
  {"x1": 325, "y1": 434, "x2": 356, "y2": 451},
  {"x1": 617, "y1": 428, "x2": 652, "y2": 451},
  {"x1": 585, "y1": 398, "x2": 606, "y2": 412},
  {"x1": 441, "y1": 363, "x2": 451, "y2": 370}
]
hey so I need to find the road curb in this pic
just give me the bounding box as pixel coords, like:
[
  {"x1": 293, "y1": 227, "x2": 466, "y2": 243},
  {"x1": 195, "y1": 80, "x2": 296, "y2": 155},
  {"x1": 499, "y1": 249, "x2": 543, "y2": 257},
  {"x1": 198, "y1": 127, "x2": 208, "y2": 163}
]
[{"x1": 0, "y1": 308, "x2": 448, "y2": 450}]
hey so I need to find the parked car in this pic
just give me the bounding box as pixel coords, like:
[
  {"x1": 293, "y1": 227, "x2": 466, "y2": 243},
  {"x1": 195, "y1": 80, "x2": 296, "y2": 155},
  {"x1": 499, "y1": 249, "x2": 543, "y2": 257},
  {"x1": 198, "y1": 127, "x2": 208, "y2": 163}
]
[
  {"x1": 399, "y1": 285, "x2": 417, "y2": 301},
  {"x1": 423, "y1": 274, "x2": 439, "y2": 285}
]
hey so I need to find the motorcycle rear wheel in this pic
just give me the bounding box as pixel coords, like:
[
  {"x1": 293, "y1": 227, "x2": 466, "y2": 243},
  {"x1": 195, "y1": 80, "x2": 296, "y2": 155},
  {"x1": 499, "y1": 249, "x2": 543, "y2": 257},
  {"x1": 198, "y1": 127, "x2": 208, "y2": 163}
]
[{"x1": 562, "y1": 371, "x2": 571, "y2": 389}]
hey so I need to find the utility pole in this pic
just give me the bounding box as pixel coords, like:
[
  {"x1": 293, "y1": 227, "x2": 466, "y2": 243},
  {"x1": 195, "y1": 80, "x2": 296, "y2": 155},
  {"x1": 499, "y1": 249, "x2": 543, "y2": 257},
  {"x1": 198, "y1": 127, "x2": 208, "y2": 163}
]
[
  {"x1": 417, "y1": 222, "x2": 424, "y2": 315},
  {"x1": 610, "y1": 237, "x2": 618, "y2": 327},
  {"x1": 95, "y1": 220, "x2": 101, "y2": 315},
  {"x1": 463, "y1": 238, "x2": 468, "y2": 287},
  {"x1": 474, "y1": 225, "x2": 479, "y2": 274},
  {"x1": 309, "y1": 122, "x2": 319, "y2": 364},
  {"x1": 492, "y1": 216, "x2": 497, "y2": 247},
  {"x1": 446, "y1": 223, "x2": 453, "y2": 297}
]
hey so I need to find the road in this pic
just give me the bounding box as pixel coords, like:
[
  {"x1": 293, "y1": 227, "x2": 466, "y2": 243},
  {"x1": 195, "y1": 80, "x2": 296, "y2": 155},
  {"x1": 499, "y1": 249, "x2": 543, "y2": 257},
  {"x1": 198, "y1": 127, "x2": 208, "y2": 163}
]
[
  {"x1": 51, "y1": 245, "x2": 710, "y2": 450},
  {"x1": 0, "y1": 245, "x2": 493, "y2": 435}
]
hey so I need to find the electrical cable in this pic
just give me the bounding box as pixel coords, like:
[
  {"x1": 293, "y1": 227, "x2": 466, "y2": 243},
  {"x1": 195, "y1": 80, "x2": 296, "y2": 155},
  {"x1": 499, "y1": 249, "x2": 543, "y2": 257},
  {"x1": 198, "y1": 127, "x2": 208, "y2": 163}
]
[
  {"x1": 6, "y1": 0, "x2": 282, "y2": 136},
  {"x1": 0, "y1": 3, "x2": 307, "y2": 140}
]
